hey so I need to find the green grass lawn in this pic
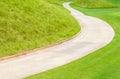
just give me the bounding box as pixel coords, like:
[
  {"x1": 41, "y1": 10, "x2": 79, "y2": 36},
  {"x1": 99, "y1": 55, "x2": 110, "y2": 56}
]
[
  {"x1": 25, "y1": 0, "x2": 120, "y2": 79},
  {"x1": 0, "y1": 0, "x2": 80, "y2": 57},
  {"x1": 73, "y1": 0, "x2": 117, "y2": 8}
]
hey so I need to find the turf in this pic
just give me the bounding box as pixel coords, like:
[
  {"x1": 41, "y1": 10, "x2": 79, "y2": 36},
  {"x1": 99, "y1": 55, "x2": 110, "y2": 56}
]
[
  {"x1": 0, "y1": 0, "x2": 80, "y2": 57},
  {"x1": 73, "y1": 0, "x2": 117, "y2": 8},
  {"x1": 25, "y1": 0, "x2": 120, "y2": 79}
]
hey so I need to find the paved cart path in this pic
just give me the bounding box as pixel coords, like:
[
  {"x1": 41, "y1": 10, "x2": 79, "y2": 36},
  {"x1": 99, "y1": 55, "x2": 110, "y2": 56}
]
[{"x1": 0, "y1": 2, "x2": 115, "y2": 79}]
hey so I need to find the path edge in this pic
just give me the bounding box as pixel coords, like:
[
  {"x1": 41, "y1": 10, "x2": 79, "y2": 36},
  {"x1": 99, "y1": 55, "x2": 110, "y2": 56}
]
[{"x1": 0, "y1": 31, "x2": 81, "y2": 61}]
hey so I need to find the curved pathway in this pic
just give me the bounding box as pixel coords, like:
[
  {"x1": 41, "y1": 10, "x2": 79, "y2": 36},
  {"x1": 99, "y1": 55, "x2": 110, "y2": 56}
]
[{"x1": 0, "y1": 2, "x2": 114, "y2": 79}]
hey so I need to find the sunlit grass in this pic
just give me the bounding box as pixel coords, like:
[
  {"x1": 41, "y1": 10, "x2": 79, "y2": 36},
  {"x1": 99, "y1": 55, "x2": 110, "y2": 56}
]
[
  {"x1": 72, "y1": 0, "x2": 117, "y2": 8},
  {"x1": 0, "y1": 0, "x2": 80, "y2": 57}
]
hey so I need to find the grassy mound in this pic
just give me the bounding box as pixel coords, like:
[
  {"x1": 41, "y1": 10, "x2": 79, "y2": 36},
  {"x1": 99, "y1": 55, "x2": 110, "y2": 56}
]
[
  {"x1": 73, "y1": 0, "x2": 117, "y2": 8},
  {"x1": 25, "y1": 0, "x2": 120, "y2": 79},
  {"x1": 0, "y1": 0, "x2": 80, "y2": 57}
]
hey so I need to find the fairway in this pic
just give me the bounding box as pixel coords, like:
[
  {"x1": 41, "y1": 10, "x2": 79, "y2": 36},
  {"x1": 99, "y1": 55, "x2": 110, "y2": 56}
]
[{"x1": 25, "y1": 0, "x2": 120, "y2": 79}]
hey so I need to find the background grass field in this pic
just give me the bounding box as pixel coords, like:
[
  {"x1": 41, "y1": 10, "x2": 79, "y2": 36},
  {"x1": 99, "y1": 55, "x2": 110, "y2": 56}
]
[
  {"x1": 0, "y1": 0, "x2": 80, "y2": 57},
  {"x1": 25, "y1": 0, "x2": 120, "y2": 79},
  {"x1": 73, "y1": 0, "x2": 117, "y2": 8}
]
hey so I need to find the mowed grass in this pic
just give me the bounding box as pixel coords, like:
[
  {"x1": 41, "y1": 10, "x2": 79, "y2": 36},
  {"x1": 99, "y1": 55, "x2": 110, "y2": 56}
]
[
  {"x1": 25, "y1": 0, "x2": 120, "y2": 79},
  {"x1": 73, "y1": 0, "x2": 117, "y2": 8},
  {"x1": 0, "y1": 0, "x2": 80, "y2": 57}
]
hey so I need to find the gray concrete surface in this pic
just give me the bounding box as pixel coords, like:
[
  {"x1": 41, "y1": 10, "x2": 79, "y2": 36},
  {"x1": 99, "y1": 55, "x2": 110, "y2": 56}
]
[{"x1": 0, "y1": 2, "x2": 115, "y2": 79}]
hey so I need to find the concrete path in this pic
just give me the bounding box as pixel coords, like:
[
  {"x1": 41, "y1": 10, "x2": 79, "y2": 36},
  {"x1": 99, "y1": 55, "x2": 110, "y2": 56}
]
[{"x1": 0, "y1": 2, "x2": 115, "y2": 79}]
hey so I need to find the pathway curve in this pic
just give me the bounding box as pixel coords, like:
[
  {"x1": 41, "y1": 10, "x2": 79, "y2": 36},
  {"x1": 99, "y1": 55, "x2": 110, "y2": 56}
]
[{"x1": 0, "y1": 2, "x2": 115, "y2": 79}]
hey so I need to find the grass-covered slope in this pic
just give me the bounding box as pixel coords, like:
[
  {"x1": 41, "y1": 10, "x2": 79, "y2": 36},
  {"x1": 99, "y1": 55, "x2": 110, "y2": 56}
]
[
  {"x1": 25, "y1": 0, "x2": 120, "y2": 79},
  {"x1": 73, "y1": 0, "x2": 117, "y2": 8},
  {"x1": 0, "y1": 0, "x2": 80, "y2": 57}
]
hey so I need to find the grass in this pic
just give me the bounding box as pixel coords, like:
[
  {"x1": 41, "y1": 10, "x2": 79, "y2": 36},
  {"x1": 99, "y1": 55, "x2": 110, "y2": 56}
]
[
  {"x1": 25, "y1": 0, "x2": 120, "y2": 79},
  {"x1": 0, "y1": 0, "x2": 80, "y2": 57},
  {"x1": 72, "y1": 0, "x2": 117, "y2": 8}
]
